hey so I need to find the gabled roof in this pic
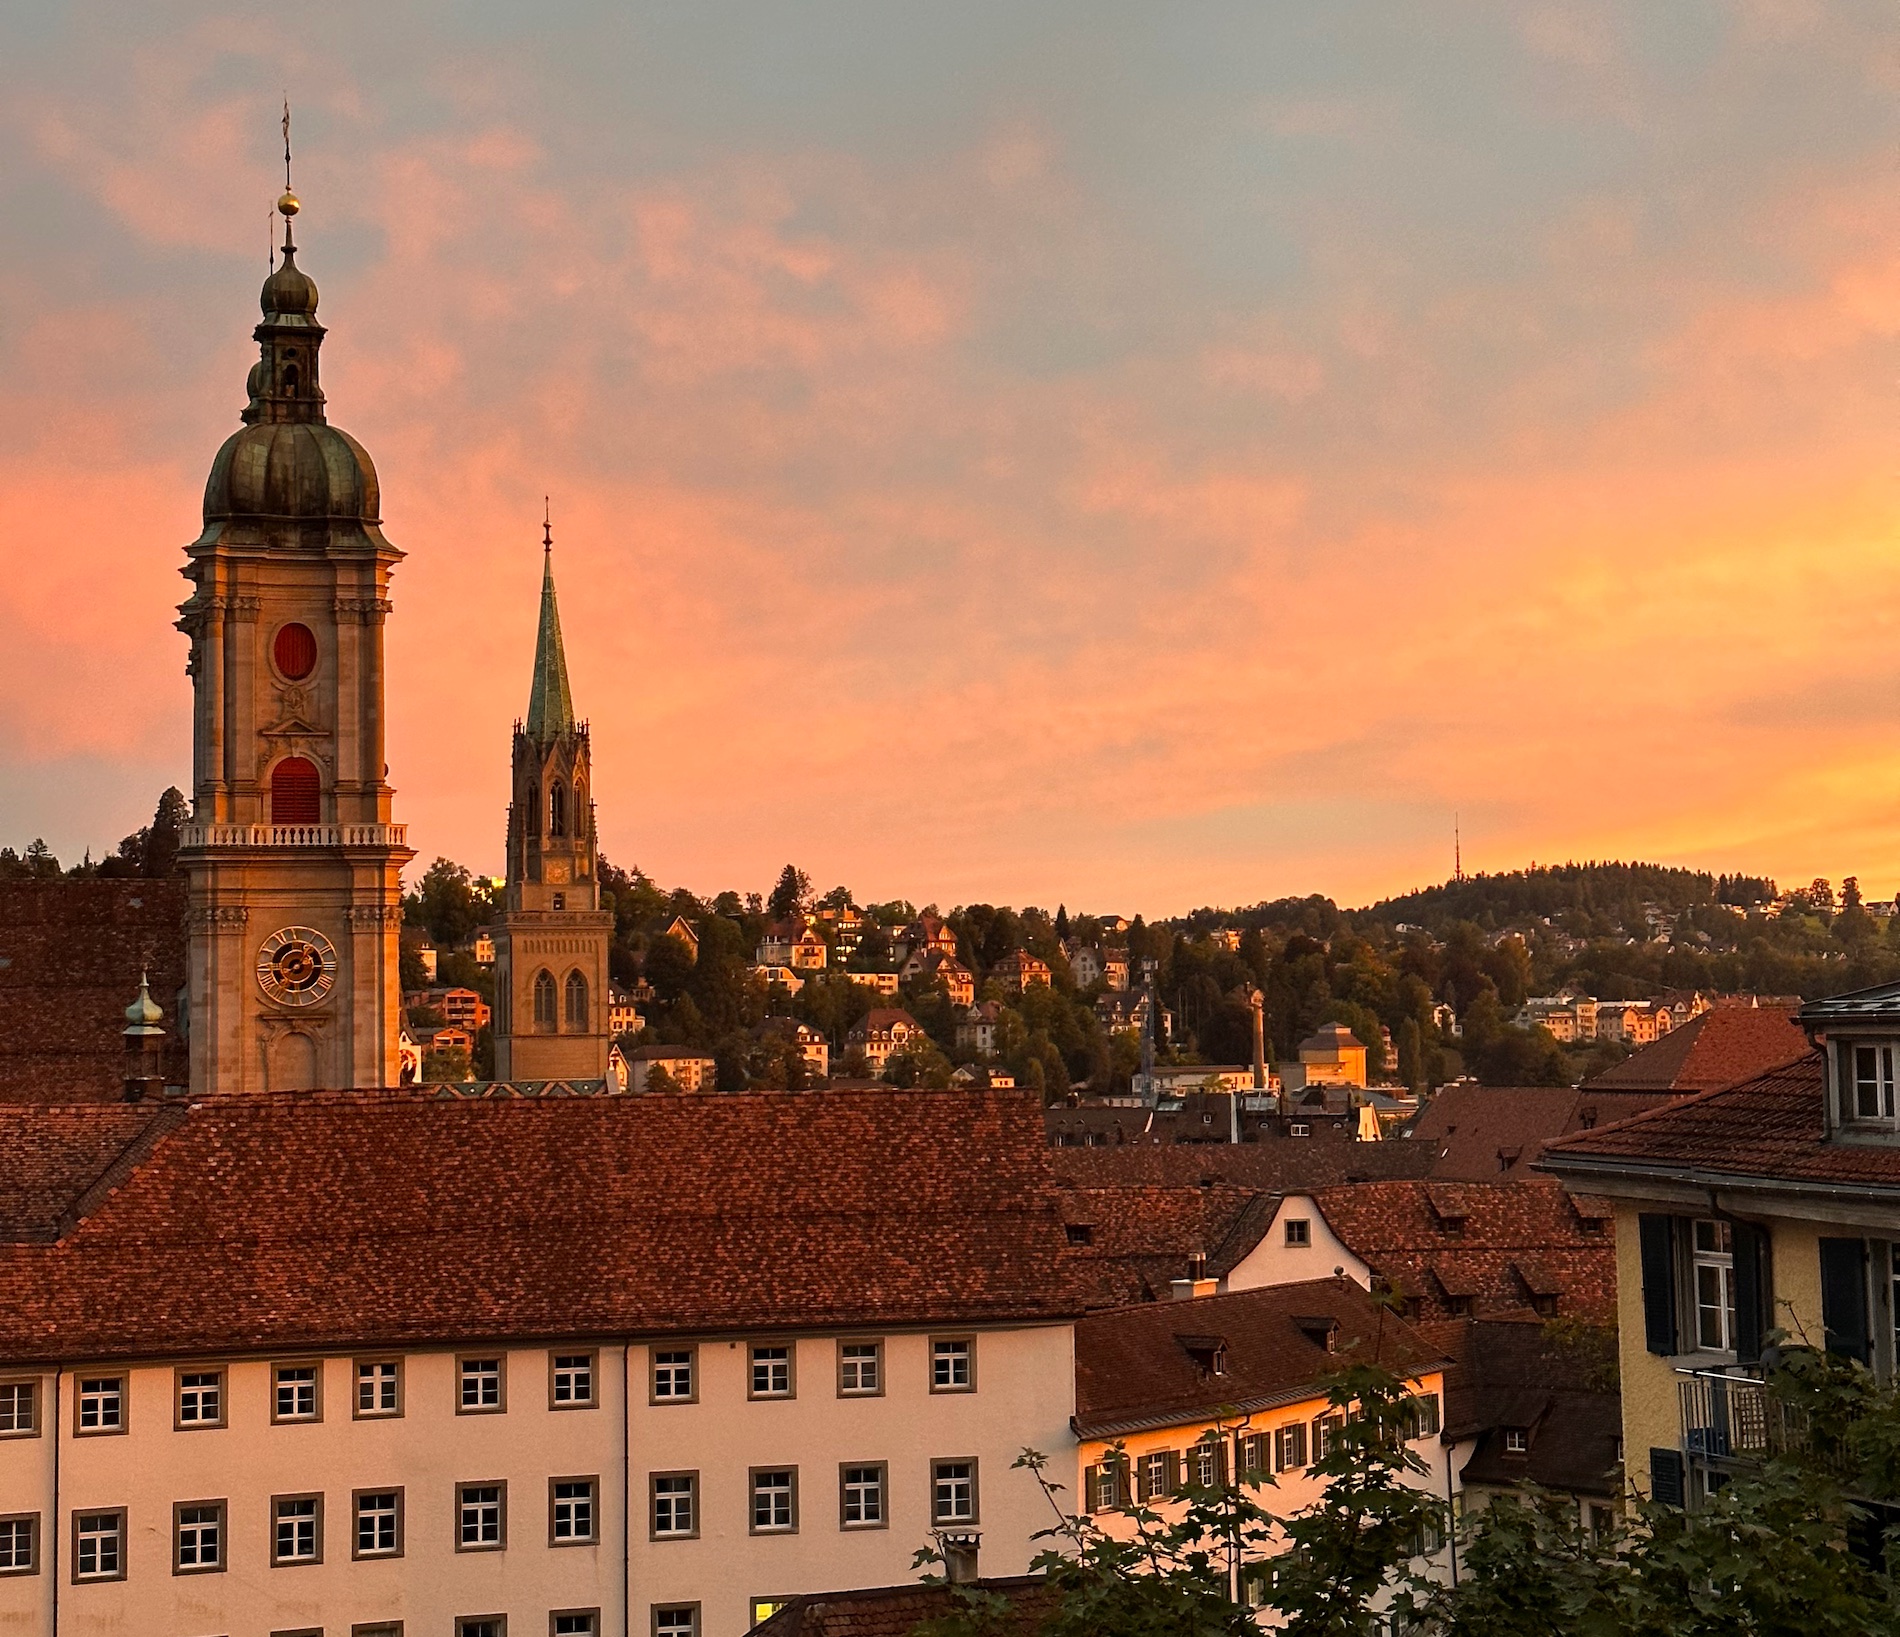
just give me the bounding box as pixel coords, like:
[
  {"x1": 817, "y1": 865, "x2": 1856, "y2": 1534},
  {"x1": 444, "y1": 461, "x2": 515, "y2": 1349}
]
[
  {"x1": 752, "y1": 1577, "x2": 1053, "y2": 1637},
  {"x1": 1056, "y1": 1184, "x2": 1279, "y2": 1305},
  {"x1": 1411, "y1": 1083, "x2": 1680, "y2": 1181},
  {"x1": 1581, "y1": 1004, "x2": 1808, "y2": 1094},
  {"x1": 1073, "y1": 1277, "x2": 1446, "y2": 1437},
  {"x1": 849, "y1": 1008, "x2": 921, "y2": 1035},
  {"x1": 0, "y1": 1090, "x2": 1084, "y2": 1362},
  {"x1": 1800, "y1": 981, "x2": 1900, "y2": 1027}
]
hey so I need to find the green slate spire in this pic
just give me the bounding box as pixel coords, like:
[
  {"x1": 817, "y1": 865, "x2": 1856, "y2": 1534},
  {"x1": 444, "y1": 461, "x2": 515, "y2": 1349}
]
[{"x1": 526, "y1": 510, "x2": 576, "y2": 741}]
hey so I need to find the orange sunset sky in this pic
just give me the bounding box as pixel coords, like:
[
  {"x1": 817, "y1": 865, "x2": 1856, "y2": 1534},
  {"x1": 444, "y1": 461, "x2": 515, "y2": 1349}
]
[{"x1": 2, "y1": 3, "x2": 1898, "y2": 917}]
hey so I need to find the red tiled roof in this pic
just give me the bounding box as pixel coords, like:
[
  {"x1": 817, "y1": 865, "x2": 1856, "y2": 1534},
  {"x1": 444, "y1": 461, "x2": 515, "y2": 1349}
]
[
  {"x1": 0, "y1": 881, "x2": 187, "y2": 1102},
  {"x1": 1543, "y1": 1050, "x2": 1900, "y2": 1191},
  {"x1": 1073, "y1": 1278, "x2": 1446, "y2": 1437},
  {"x1": 1581, "y1": 1005, "x2": 1809, "y2": 1094},
  {"x1": 0, "y1": 1104, "x2": 179, "y2": 1242},
  {"x1": 753, "y1": 1577, "x2": 1054, "y2": 1637},
  {"x1": 0, "y1": 1090, "x2": 1085, "y2": 1363},
  {"x1": 1314, "y1": 1179, "x2": 1616, "y2": 1324},
  {"x1": 1057, "y1": 1185, "x2": 1278, "y2": 1304},
  {"x1": 1046, "y1": 1139, "x2": 1436, "y2": 1190},
  {"x1": 1412, "y1": 1083, "x2": 1680, "y2": 1181}
]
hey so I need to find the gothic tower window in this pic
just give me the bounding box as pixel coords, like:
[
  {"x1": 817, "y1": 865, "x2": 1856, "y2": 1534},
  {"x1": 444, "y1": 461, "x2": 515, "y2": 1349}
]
[
  {"x1": 532, "y1": 969, "x2": 558, "y2": 1033},
  {"x1": 564, "y1": 970, "x2": 589, "y2": 1031},
  {"x1": 525, "y1": 784, "x2": 539, "y2": 840},
  {"x1": 270, "y1": 757, "x2": 321, "y2": 825},
  {"x1": 550, "y1": 779, "x2": 568, "y2": 838}
]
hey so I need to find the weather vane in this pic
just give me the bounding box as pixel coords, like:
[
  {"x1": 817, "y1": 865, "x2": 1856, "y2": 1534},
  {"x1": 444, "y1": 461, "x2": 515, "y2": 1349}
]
[
  {"x1": 283, "y1": 96, "x2": 293, "y2": 193},
  {"x1": 543, "y1": 496, "x2": 553, "y2": 551}
]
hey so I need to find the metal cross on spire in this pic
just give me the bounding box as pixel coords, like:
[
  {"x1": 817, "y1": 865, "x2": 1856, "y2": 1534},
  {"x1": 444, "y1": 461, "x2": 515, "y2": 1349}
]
[{"x1": 283, "y1": 96, "x2": 293, "y2": 193}]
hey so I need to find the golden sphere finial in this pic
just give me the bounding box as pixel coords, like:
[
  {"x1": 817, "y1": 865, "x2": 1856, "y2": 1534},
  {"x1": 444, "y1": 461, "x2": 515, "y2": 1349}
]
[{"x1": 278, "y1": 190, "x2": 301, "y2": 218}]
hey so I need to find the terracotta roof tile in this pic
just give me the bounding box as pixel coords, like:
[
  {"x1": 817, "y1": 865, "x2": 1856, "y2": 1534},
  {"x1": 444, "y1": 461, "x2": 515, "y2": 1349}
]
[
  {"x1": 1412, "y1": 1083, "x2": 1680, "y2": 1181},
  {"x1": 1047, "y1": 1139, "x2": 1435, "y2": 1191},
  {"x1": 1581, "y1": 1005, "x2": 1809, "y2": 1094},
  {"x1": 753, "y1": 1577, "x2": 1054, "y2": 1637},
  {"x1": 1057, "y1": 1185, "x2": 1277, "y2": 1304},
  {"x1": 1073, "y1": 1277, "x2": 1446, "y2": 1437},
  {"x1": 0, "y1": 1089, "x2": 1086, "y2": 1363}
]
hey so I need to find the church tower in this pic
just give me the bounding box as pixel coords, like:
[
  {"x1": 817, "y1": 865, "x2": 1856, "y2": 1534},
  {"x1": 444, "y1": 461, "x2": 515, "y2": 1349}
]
[
  {"x1": 493, "y1": 524, "x2": 612, "y2": 1083},
  {"x1": 174, "y1": 188, "x2": 412, "y2": 1093}
]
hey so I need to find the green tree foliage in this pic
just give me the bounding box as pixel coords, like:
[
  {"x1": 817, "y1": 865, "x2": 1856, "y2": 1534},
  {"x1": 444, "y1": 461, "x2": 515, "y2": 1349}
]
[
  {"x1": 767, "y1": 864, "x2": 811, "y2": 921},
  {"x1": 404, "y1": 858, "x2": 497, "y2": 948}
]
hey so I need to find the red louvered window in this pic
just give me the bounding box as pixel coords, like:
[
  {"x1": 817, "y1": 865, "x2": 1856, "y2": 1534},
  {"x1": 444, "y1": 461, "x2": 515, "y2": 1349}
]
[
  {"x1": 273, "y1": 622, "x2": 318, "y2": 680},
  {"x1": 270, "y1": 758, "x2": 321, "y2": 824}
]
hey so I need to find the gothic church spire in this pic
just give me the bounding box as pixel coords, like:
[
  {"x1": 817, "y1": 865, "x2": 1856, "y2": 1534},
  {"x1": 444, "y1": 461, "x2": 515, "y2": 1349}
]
[{"x1": 526, "y1": 512, "x2": 576, "y2": 741}]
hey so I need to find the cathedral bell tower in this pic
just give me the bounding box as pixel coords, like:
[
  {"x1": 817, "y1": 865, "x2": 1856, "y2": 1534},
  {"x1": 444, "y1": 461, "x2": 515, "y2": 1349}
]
[
  {"x1": 173, "y1": 187, "x2": 412, "y2": 1093},
  {"x1": 493, "y1": 523, "x2": 612, "y2": 1083}
]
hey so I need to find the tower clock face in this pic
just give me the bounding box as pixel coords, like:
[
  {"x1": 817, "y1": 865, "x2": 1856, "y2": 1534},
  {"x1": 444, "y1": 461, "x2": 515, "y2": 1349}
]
[{"x1": 257, "y1": 926, "x2": 337, "y2": 1007}]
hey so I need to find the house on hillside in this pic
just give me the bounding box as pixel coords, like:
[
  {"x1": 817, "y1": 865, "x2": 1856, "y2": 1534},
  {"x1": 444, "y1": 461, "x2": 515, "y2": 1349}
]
[
  {"x1": 623, "y1": 1043, "x2": 718, "y2": 1093},
  {"x1": 845, "y1": 1008, "x2": 929, "y2": 1075},
  {"x1": 957, "y1": 1000, "x2": 1001, "y2": 1055},
  {"x1": 996, "y1": 950, "x2": 1052, "y2": 995}
]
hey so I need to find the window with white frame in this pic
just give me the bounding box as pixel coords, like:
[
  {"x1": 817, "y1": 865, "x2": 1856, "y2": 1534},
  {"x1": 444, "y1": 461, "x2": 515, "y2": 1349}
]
[
  {"x1": 1692, "y1": 1219, "x2": 1737, "y2": 1352},
  {"x1": 459, "y1": 1356, "x2": 504, "y2": 1412},
  {"x1": 750, "y1": 1469, "x2": 796, "y2": 1533},
  {"x1": 1290, "y1": 1121, "x2": 1310, "y2": 1137},
  {"x1": 1144, "y1": 1449, "x2": 1174, "y2": 1498},
  {"x1": 1274, "y1": 1421, "x2": 1308, "y2": 1472},
  {"x1": 653, "y1": 1608, "x2": 698, "y2": 1637},
  {"x1": 457, "y1": 1483, "x2": 504, "y2": 1550},
  {"x1": 356, "y1": 1359, "x2": 401, "y2": 1417},
  {"x1": 932, "y1": 1459, "x2": 976, "y2": 1523},
  {"x1": 841, "y1": 1464, "x2": 885, "y2": 1527},
  {"x1": 177, "y1": 1370, "x2": 222, "y2": 1428},
  {"x1": 652, "y1": 1348, "x2": 695, "y2": 1402},
  {"x1": 0, "y1": 1381, "x2": 36, "y2": 1436},
  {"x1": 77, "y1": 1376, "x2": 122, "y2": 1433},
  {"x1": 552, "y1": 1478, "x2": 597, "y2": 1543},
  {"x1": 652, "y1": 1473, "x2": 696, "y2": 1538},
  {"x1": 175, "y1": 1502, "x2": 223, "y2": 1571},
  {"x1": 1503, "y1": 1428, "x2": 1529, "y2": 1453},
  {"x1": 750, "y1": 1345, "x2": 793, "y2": 1399},
  {"x1": 272, "y1": 1364, "x2": 318, "y2": 1423},
  {"x1": 0, "y1": 1514, "x2": 35, "y2": 1574},
  {"x1": 354, "y1": 1490, "x2": 401, "y2": 1557},
  {"x1": 1192, "y1": 1435, "x2": 1222, "y2": 1488},
  {"x1": 73, "y1": 1511, "x2": 123, "y2": 1580},
  {"x1": 1851, "y1": 1043, "x2": 1898, "y2": 1123},
  {"x1": 272, "y1": 1494, "x2": 320, "y2": 1564},
  {"x1": 553, "y1": 1615, "x2": 599, "y2": 1637},
  {"x1": 551, "y1": 1353, "x2": 595, "y2": 1408},
  {"x1": 931, "y1": 1338, "x2": 974, "y2": 1392},
  {"x1": 838, "y1": 1341, "x2": 882, "y2": 1395}
]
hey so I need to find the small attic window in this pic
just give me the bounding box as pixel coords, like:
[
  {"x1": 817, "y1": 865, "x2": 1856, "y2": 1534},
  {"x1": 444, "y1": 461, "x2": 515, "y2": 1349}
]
[
  {"x1": 1066, "y1": 1223, "x2": 1094, "y2": 1246},
  {"x1": 1294, "y1": 1316, "x2": 1338, "y2": 1352},
  {"x1": 1177, "y1": 1334, "x2": 1228, "y2": 1376},
  {"x1": 1503, "y1": 1428, "x2": 1529, "y2": 1454}
]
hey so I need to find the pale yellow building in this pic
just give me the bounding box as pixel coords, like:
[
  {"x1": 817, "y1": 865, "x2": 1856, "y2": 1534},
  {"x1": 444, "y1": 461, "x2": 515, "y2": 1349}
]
[{"x1": 1280, "y1": 1023, "x2": 1369, "y2": 1093}]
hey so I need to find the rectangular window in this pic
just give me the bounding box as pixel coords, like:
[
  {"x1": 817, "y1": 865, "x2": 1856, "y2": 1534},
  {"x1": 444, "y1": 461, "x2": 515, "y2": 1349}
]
[
  {"x1": 1853, "y1": 1044, "x2": 1897, "y2": 1121},
  {"x1": 1692, "y1": 1219, "x2": 1737, "y2": 1353},
  {"x1": 651, "y1": 1473, "x2": 697, "y2": 1539},
  {"x1": 551, "y1": 1353, "x2": 596, "y2": 1409},
  {"x1": 174, "y1": 1500, "x2": 224, "y2": 1573},
  {"x1": 840, "y1": 1463, "x2": 886, "y2": 1528},
  {"x1": 1237, "y1": 1433, "x2": 1268, "y2": 1481},
  {"x1": 76, "y1": 1376, "x2": 123, "y2": 1435},
  {"x1": 176, "y1": 1369, "x2": 223, "y2": 1429},
  {"x1": 0, "y1": 1381, "x2": 38, "y2": 1437},
  {"x1": 0, "y1": 1514, "x2": 37, "y2": 1576},
  {"x1": 1290, "y1": 1121, "x2": 1310, "y2": 1137},
  {"x1": 73, "y1": 1511, "x2": 124, "y2": 1581},
  {"x1": 838, "y1": 1341, "x2": 883, "y2": 1396},
  {"x1": 930, "y1": 1338, "x2": 975, "y2": 1393},
  {"x1": 551, "y1": 1478, "x2": 598, "y2": 1545},
  {"x1": 272, "y1": 1363, "x2": 320, "y2": 1424},
  {"x1": 1274, "y1": 1421, "x2": 1308, "y2": 1472},
  {"x1": 931, "y1": 1458, "x2": 978, "y2": 1524},
  {"x1": 1192, "y1": 1436, "x2": 1223, "y2": 1488},
  {"x1": 652, "y1": 1348, "x2": 696, "y2": 1404},
  {"x1": 1142, "y1": 1449, "x2": 1171, "y2": 1499},
  {"x1": 1284, "y1": 1218, "x2": 1311, "y2": 1246},
  {"x1": 354, "y1": 1489, "x2": 402, "y2": 1558},
  {"x1": 457, "y1": 1483, "x2": 506, "y2": 1551},
  {"x1": 459, "y1": 1356, "x2": 505, "y2": 1414},
  {"x1": 749, "y1": 1345, "x2": 794, "y2": 1399},
  {"x1": 1314, "y1": 1413, "x2": 1345, "y2": 1460},
  {"x1": 1408, "y1": 1394, "x2": 1442, "y2": 1439},
  {"x1": 272, "y1": 1494, "x2": 322, "y2": 1565},
  {"x1": 456, "y1": 1620, "x2": 505, "y2": 1637},
  {"x1": 355, "y1": 1359, "x2": 402, "y2": 1418},
  {"x1": 553, "y1": 1615, "x2": 601, "y2": 1637},
  {"x1": 653, "y1": 1610, "x2": 699, "y2": 1637},
  {"x1": 1504, "y1": 1428, "x2": 1528, "y2": 1453},
  {"x1": 750, "y1": 1468, "x2": 797, "y2": 1534}
]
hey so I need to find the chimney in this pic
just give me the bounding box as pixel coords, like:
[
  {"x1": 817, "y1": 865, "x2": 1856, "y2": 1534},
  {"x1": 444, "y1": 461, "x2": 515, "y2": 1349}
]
[
  {"x1": 120, "y1": 972, "x2": 167, "y2": 1102},
  {"x1": 1250, "y1": 988, "x2": 1267, "y2": 1091},
  {"x1": 937, "y1": 1531, "x2": 981, "y2": 1585}
]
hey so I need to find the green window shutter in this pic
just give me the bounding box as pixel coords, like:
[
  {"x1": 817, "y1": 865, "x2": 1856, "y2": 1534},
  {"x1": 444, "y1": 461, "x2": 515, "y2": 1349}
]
[
  {"x1": 1820, "y1": 1237, "x2": 1872, "y2": 1363},
  {"x1": 1732, "y1": 1222, "x2": 1771, "y2": 1364},
  {"x1": 1650, "y1": 1448, "x2": 1685, "y2": 1507},
  {"x1": 1083, "y1": 1463, "x2": 1102, "y2": 1514},
  {"x1": 1638, "y1": 1214, "x2": 1679, "y2": 1355}
]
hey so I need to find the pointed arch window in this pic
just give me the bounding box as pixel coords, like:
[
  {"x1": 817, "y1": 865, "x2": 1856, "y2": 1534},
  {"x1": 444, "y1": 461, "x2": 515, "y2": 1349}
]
[
  {"x1": 270, "y1": 757, "x2": 320, "y2": 825},
  {"x1": 524, "y1": 784, "x2": 539, "y2": 841},
  {"x1": 564, "y1": 970, "x2": 589, "y2": 1032},
  {"x1": 532, "y1": 969, "x2": 558, "y2": 1034},
  {"x1": 550, "y1": 780, "x2": 568, "y2": 838}
]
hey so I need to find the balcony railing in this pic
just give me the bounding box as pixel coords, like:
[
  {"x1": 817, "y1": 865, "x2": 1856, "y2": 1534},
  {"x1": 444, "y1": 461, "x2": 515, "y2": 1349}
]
[
  {"x1": 1677, "y1": 1368, "x2": 1808, "y2": 1463},
  {"x1": 181, "y1": 823, "x2": 409, "y2": 849}
]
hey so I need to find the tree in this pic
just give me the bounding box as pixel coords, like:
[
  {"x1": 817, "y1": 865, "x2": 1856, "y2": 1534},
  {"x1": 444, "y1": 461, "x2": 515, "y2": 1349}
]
[
  {"x1": 405, "y1": 858, "x2": 495, "y2": 948},
  {"x1": 767, "y1": 865, "x2": 811, "y2": 922},
  {"x1": 642, "y1": 1063, "x2": 680, "y2": 1094}
]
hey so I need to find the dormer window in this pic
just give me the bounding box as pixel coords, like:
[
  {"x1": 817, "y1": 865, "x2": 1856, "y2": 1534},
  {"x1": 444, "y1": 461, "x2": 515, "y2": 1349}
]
[
  {"x1": 1849, "y1": 1043, "x2": 1897, "y2": 1124},
  {"x1": 1177, "y1": 1333, "x2": 1227, "y2": 1376}
]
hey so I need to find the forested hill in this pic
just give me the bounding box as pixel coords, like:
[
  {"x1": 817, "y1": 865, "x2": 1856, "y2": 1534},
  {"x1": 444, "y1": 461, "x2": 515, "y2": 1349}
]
[{"x1": 1355, "y1": 862, "x2": 1776, "y2": 936}]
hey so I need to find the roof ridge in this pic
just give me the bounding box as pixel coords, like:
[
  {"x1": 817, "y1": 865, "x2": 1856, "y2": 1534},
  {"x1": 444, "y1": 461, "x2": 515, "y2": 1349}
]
[{"x1": 1543, "y1": 1051, "x2": 1819, "y2": 1157}]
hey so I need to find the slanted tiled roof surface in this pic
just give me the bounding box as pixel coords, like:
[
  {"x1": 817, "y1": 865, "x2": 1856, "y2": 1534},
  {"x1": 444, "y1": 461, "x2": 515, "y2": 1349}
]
[
  {"x1": 1414, "y1": 1316, "x2": 1619, "y2": 1497},
  {"x1": 0, "y1": 1104, "x2": 174, "y2": 1242},
  {"x1": 1047, "y1": 1138, "x2": 1436, "y2": 1190},
  {"x1": 1058, "y1": 1184, "x2": 1277, "y2": 1304},
  {"x1": 1412, "y1": 1084, "x2": 1678, "y2": 1181},
  {"x1": 1314, "y1": 1179, "x2": 1616, "y2": 1324},
  {"x1": 0, "y1": 1090, "x2": 1084, "y2": 1363},
  {"x1": 1545, "y1": 1050, "x2": 1900, "y2": 1190},
  {"x1": 0, "y1": 880, "x2": 187, "y2": 1101},
  {"x1": 752, "y1": 1577, "x2": 1054, "y2": 1637},
  {"x1": 1073, "y1": 1278, "x2": 1445, "y2": 1437},
  {"x1": 1581, "y1": 1005, "x2": 1808, "y2": 1094}
]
